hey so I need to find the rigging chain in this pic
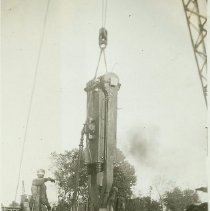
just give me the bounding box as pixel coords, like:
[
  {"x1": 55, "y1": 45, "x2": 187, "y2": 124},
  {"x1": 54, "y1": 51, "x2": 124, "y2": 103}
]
[
  {"x1": 14, "y1": 0, "x2": 51, "y2": 202},
  {"x1": 72, "y1": 125, "x2": 85, "y2": 210}
]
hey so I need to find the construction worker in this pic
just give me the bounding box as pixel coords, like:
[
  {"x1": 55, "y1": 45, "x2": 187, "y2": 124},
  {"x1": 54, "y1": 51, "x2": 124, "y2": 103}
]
[{"x1": 30, "y1": 169, "x2": 55, "y2": 211}]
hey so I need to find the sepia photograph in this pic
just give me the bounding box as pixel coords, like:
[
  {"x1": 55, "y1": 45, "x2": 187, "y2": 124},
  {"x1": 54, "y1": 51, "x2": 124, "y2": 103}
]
[{"x1": 1, "y1": 0, "x2": 209, "y2": 211}]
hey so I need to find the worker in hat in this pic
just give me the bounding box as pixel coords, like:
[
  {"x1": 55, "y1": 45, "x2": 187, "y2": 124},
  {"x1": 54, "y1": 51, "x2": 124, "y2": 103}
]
[{"x1": 30, "y1": 169, "x2": 55, "y2": 211}]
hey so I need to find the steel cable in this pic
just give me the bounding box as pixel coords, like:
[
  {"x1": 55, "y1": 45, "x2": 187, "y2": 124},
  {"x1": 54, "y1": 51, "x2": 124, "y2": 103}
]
[{"x1": 14, "y1": 0, "x2": 51, "y2": 202}]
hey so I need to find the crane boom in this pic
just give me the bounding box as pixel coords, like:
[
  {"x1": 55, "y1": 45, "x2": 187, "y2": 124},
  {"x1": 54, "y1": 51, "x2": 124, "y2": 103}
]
[{"x1": 182, "y1": 0, "x2": 207, "y2": 107}]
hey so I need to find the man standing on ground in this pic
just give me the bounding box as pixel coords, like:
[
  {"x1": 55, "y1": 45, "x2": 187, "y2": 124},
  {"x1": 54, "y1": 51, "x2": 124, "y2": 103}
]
[{"x1": 30, "y1": 169, "x2": 55, "y2": 211}]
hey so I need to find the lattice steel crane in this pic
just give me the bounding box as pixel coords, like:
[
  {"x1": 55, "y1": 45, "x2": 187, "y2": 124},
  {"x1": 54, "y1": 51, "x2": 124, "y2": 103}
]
[{"x1": 182, "y1": 0, "x2": 207, "y2": 107}]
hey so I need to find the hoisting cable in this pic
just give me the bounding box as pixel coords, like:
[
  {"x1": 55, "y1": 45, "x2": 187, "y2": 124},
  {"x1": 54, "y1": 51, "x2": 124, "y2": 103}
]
[
  {"x1": 14, "y1": 0, "x2": 51, "y2": 202},
  {"x1": 103, "y1": 49, "x2": 108, "y2": 73},
  {"x1": 72, "y1": 125, "x2": 86, "y2": 210},
  {"x1": 93, "y1": 0, "x2": 108, "y2": 79},
  {"x1": 102, "y1": 0, "x2": 108, "y2": 28},
  {"x1": 93, "y1": 49, "x2": 103, "y2": 79}
]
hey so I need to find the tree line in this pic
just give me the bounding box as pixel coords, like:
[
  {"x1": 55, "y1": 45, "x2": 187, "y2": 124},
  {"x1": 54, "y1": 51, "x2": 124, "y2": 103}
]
[{"x1": 50, "y1": 149, "x2": 203, "y2": 211}]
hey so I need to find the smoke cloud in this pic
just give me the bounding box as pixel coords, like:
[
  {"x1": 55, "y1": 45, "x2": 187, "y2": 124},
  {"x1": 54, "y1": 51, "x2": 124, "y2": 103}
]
[{"x1": 126, "y1": 126, "x2": 160, "y2": 168}]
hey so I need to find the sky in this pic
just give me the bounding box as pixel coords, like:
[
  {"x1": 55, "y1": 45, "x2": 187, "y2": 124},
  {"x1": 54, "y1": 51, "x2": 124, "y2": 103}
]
[{"x1": 1, "y1": 0, "x2": 208, "y2": 205}]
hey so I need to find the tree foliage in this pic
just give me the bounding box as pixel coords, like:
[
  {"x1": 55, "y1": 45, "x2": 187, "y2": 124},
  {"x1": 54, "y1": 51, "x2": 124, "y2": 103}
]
[
  {"x1": 113, "y1": 149, "x2": 136, "y2": 198},
  {"x1": 163, "y1": 187, "x2": 200, "y2": 211},
  {"x1": 50, "y1": 148, "x2": 136, "y2": 207},
  {"x1": 51, "y1": 149, "x2": 88, "y2": 205}
]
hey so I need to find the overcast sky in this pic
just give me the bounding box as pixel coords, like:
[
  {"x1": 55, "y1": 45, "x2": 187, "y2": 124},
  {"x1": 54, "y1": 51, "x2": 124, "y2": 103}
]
[{"x1": 1, "y1": 0, "x2": 208, "y2": 205}]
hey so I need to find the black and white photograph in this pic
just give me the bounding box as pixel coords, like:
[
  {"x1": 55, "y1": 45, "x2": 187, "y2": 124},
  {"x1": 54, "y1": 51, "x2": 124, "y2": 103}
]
[{"x1": 1, "y1": 0, "x2": 209, "y2": 211}]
